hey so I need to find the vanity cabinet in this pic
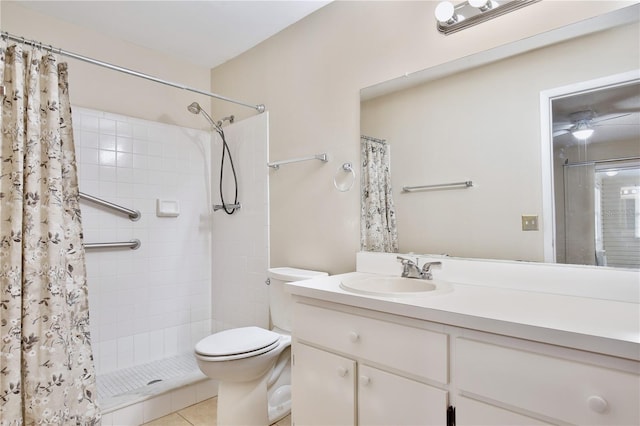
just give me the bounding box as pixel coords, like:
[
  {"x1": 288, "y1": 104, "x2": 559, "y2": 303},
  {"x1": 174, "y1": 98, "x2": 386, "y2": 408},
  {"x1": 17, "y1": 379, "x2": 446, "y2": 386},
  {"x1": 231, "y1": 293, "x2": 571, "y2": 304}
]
[
  {"x1": 291, "y1": 302, "x2": 449, "y2": 426},
  {"x1": 291, "y1": 298, "x2": 640, "y2": 426}
]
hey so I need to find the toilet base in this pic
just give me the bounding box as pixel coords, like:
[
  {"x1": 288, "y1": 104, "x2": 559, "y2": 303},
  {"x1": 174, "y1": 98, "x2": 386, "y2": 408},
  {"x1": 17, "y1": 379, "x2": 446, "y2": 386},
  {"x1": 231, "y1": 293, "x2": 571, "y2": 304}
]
[
  {"x1": 218, "y1": 374, "x2": 270, "y2": 426},
  {"x1": 268, "y1": 384, "x2": 291, "y2": 424}
]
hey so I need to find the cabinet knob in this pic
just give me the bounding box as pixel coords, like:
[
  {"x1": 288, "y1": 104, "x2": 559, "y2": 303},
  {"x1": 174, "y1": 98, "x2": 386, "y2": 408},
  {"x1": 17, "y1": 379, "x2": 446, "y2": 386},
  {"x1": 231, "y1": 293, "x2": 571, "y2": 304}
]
[
  {"x1": 360, "y1": 376, "x2": 371, "y2": 386},
  {"x1": 337, "y1": 367, "x2": 349, "y2": 377},
  {"x1": 587, "y1": 395, "x2": 608, "y2": 414},
  {"x1": 348, "y1": 331, "x2": 360, "y2": 342}
]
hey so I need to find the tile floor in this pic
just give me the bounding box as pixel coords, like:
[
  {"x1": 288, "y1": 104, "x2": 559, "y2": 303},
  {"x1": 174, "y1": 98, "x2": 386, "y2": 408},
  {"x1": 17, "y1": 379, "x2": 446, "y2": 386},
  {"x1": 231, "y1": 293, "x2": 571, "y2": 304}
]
[{"x1": 141, "y1": 397, "x2": 291, "y2": 426}]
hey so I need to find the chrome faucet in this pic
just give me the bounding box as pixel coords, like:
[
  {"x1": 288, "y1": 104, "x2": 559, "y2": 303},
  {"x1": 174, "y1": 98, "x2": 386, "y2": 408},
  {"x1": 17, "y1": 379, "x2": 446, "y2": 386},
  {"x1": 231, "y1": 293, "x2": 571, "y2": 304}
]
[{"x1": 397, "y1": 256, "x2": 442, "y2": 280}]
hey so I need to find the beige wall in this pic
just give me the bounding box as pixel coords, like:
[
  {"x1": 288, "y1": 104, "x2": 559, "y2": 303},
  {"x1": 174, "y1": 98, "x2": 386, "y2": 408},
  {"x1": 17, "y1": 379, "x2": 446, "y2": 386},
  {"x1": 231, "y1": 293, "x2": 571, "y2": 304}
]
[
  {"x1": 1, "y1": 2, "x2": 211, "y2": 130},
  {"x1": 3, "y1": 1, "x2": 635, "y2": 274},
  {"x1": 210, "y1": 1, "x2": 635, "y2": 274}
]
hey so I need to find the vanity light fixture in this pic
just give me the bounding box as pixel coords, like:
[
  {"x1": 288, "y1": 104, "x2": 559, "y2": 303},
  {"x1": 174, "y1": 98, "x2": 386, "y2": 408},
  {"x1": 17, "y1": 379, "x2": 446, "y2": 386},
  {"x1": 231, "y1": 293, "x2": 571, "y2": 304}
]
[
  {"x1": 435, "y1": 0, "x2": 540, "y2": 35},
  {"x1": 571, "y1": 121, "x2": 595, "y2": 140}
]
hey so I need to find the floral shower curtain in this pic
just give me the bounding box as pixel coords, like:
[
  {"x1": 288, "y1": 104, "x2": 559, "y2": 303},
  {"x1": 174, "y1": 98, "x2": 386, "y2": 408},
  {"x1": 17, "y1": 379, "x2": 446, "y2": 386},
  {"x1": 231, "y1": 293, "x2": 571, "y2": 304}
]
[
  {"x1": 360, "y1": 138, "x2": 398, "y2": 252},
  {"x1": 0, "y1": 41, "x2": 100, "y2": 424}
]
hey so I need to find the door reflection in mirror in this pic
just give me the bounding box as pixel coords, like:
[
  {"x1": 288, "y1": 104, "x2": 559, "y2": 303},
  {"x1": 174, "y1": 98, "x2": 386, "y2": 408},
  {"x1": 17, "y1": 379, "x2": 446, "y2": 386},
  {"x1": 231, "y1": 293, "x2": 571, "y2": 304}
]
[{"x1": 552, "y1": 80, "x2": 640, "y2": 269}]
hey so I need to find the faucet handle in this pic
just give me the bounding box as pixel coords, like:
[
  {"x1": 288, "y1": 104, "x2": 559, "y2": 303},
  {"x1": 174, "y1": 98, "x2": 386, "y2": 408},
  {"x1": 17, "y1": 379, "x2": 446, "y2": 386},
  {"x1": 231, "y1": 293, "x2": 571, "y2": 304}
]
[
  {"x1": 421, "y1": 261, "x2": 442, "y2": 280},
  {"x1": 421, "y1": 261, "x2": 442, "y2": 272},
  {"x1": 397, "y1": 256, "x2": 419, "y2": 278},
  {"x1": 397, "y1": 256, "x2": 419, "y2": 265}
]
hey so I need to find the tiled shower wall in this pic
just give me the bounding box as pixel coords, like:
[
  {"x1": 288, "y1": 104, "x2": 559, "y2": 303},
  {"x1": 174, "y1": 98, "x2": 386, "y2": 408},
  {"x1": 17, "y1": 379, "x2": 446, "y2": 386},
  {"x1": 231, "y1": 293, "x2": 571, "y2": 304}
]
[
  {"x1": 73, "y1": 106, "x2": 212, "y2": 375},
  {"x1": 211, "y1": 113, "x2": 270, "y2": 332}
]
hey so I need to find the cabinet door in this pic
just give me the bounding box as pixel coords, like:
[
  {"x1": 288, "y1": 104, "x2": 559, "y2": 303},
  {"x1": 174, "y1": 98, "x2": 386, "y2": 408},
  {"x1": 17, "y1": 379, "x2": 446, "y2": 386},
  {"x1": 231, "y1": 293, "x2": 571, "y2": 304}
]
[
  {"x1": 358, "y1": 364, "x2": 448, "y2": 426},
  {"x1": 456, "y1": 396, "x2": 552, "y2": 426},
  {"x1": 292, "y1": 343, "x2": 356, "y2": 426}
]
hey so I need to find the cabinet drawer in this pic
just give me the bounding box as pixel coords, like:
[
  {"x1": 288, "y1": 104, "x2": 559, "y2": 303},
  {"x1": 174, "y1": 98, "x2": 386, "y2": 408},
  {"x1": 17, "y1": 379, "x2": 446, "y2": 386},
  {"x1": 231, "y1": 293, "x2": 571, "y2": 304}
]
[
  {"x1": 456, "y1": 396, "x2": 551, "y2": 425},
  {"x1": 293, "y1": 303, "x2": 448, "y2": 384},
  {"x1": 456, "y1": 338, "x2": 640, "y2": 425}
]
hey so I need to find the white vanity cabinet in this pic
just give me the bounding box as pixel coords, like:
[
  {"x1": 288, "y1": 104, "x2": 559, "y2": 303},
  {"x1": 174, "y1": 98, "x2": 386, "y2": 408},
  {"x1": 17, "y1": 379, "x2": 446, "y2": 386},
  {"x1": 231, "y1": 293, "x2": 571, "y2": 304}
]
[
  {"x1": 290, "y1": 298, "x2": 640, "y2": 426},
  {"x1": 291, "y1": 301, "x2": 449, "y2": 426}
]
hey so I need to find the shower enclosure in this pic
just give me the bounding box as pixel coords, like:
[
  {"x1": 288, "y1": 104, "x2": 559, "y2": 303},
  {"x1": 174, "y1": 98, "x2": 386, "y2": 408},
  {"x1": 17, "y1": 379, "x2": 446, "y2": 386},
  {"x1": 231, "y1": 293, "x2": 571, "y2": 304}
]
[{"x1": 74, "y1": 106, "x2": 270, "y2": 422}]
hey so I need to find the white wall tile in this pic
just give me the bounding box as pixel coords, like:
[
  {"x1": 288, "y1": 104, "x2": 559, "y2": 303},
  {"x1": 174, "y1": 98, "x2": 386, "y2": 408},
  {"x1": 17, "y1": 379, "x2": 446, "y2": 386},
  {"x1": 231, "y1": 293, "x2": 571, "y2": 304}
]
[
  {"x1": 74, "y1": 106, "x2": 212, "y2": 373},
  {"x1": 99, "y1": 135, "x2": 116, "y2": 153},
  {"x1": 117, "y1": 336, "x2": 134, "y2": 369},
  {"x1": 99, "y1": 339, "x2": 117, "y2": 373},
  {"x1": 99, "y1": 118, "x2": 117, "y2": 135}
]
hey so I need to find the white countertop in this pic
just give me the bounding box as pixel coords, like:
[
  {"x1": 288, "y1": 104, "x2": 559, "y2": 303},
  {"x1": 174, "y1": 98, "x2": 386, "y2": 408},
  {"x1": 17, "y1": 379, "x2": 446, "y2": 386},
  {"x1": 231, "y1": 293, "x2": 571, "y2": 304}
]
[{"x1": 285, "y1": 272, "x2": 640, "y2": 361}]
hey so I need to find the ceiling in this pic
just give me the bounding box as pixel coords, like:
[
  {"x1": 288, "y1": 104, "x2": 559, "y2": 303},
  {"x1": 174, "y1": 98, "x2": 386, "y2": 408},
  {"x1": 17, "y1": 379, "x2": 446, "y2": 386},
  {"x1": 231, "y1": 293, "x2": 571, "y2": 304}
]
[
  {"x1": 552, "y1": 81, "x2": 640, "y2": 148},
  {"x1": 11, "y1": 0, "x2": 331, "y2": 68}
]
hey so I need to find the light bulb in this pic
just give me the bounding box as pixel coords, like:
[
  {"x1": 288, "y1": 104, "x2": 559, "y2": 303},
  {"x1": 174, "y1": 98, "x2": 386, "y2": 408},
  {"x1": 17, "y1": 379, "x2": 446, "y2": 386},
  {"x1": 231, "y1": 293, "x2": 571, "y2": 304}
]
[
  {"x1": 571, "y1": 122, "x2": 594, "y2": 140},
  {"x1": 435, "y1": 1, "x2": 456, "y2": 23},
  {"x1": 469, "y1": 0, "x2": 489, "y2": 8},
  {"x1": 572, "y1": 129, "x2": 594, "y2": 140}
]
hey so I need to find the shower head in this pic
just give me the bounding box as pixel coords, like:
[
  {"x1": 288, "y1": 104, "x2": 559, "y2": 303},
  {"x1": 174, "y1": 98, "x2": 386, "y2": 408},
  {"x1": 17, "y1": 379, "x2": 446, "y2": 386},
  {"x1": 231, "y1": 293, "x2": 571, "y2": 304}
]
[
  {"x1": 187, "y1": 101, "x2": 221, "y2": 132},
  {"x1": 187, "y1": 102, "x2": 201, "y2": 115}
]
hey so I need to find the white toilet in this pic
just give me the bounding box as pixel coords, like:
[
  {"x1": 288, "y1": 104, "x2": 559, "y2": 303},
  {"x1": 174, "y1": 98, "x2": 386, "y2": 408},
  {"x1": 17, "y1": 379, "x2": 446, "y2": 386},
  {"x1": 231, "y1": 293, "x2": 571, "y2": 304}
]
[{"x1": 195, "y1": 267, "x2": 327, "y2": 426}]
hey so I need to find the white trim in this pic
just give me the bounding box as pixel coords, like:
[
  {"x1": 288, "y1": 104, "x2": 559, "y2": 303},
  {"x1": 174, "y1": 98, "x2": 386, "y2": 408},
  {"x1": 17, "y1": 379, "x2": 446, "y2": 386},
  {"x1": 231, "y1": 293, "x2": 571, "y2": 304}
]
[{"x1": 539, "y1": 70, "x2": 640, "y2": 263}]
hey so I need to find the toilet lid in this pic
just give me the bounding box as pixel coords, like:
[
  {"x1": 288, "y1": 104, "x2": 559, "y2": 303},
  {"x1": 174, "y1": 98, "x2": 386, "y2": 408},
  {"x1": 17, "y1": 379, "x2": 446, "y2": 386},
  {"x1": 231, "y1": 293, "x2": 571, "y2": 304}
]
[{"x1": 195, "y1": 326, "x2": 280, "y2": 357}]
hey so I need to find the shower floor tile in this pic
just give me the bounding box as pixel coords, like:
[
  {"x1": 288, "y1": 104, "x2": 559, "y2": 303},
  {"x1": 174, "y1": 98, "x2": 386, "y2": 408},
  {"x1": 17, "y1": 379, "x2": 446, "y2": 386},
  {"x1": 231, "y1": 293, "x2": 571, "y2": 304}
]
[{"x1": 98, "y1": 353, "x2": 205, "y2": 412}]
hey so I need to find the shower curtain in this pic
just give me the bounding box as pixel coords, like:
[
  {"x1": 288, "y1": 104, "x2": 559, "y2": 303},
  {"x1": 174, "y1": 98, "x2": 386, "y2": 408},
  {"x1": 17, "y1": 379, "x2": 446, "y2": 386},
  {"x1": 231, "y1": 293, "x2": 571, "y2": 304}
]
[
  {"x1": 360, "y1": 138, "x2": 398, "y2": 252},
  {"x1": 0, "y1": 42, "x2": 100, "y2": 424},
  {"x1": 563, "y1": 163, "x2": 596, "y2": 265}
]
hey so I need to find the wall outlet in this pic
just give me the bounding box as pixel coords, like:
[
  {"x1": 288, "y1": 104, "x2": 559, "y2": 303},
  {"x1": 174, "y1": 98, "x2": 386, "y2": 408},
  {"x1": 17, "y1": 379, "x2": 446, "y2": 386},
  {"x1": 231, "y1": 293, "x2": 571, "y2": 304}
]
[{"x1": 521, "y1": 215, "x2": 539, "y2": 231}]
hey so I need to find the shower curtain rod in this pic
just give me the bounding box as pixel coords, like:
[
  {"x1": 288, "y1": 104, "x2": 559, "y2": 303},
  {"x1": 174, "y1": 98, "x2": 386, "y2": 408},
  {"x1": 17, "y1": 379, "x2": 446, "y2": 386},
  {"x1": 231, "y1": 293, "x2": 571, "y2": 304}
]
[
  {"x1": 564, "y1": 156, "x2": 640, "y2": 167},
  {"x1": 0, "y1": 30, "x2": 265, "y2": 113},
  {"x1": 361, "y1": 135, "x2": 387, "y2": 144}
]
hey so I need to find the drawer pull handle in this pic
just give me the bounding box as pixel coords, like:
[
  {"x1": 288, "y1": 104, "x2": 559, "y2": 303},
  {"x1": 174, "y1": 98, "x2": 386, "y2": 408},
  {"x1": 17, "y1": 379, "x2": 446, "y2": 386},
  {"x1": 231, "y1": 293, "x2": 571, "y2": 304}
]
[
  {"x1": 348, "y1": 331, "x2": 360, "y2": 342},
  {"x1": 587, "y1": 396, "x2": 609, "y2": 414},
  {"x1": 360, "y1": 376, "x2": 371, "y2": 386},
  {"x1": 337, "y1": 367, "x2": 349, "y2": 377}
]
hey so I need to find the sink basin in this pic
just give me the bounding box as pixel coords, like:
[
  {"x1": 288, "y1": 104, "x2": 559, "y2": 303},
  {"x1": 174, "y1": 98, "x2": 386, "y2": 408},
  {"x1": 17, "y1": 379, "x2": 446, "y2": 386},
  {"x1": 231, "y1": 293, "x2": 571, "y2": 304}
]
[{"x1": 340, "y1": 276, "x2": 448, "y2": 298}]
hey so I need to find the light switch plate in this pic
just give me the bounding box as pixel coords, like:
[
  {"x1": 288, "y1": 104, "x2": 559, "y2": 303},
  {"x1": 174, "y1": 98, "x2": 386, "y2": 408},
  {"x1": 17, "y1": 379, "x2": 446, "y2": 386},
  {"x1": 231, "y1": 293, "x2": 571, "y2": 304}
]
[{"x1": 521, "y1": 215, "x2": 539, "y2": 231}]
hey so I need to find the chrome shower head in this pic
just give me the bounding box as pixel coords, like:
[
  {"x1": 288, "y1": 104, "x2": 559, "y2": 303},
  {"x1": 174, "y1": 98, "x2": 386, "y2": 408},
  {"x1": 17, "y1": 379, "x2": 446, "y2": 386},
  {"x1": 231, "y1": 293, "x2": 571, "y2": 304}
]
[
  {"x1": 187, "y1": 102, "x2": 201, "y2": 115},
  {"x1": 187, "y1": 101, "x2": 222, "y2": 132}
]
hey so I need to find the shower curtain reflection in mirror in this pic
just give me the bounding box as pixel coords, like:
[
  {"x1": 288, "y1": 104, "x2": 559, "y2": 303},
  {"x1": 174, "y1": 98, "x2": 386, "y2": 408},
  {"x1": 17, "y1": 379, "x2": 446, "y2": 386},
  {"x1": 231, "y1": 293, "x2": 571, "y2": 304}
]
[
  {"x1": 360, "y1": 137, "x2": 398, "y2": 252},
  {"x1": 562, "y1": 161, "x2": 640, "y2": 268},
  {"x1": 0, "y1": 41, "x2": 100, "y2": 424}
]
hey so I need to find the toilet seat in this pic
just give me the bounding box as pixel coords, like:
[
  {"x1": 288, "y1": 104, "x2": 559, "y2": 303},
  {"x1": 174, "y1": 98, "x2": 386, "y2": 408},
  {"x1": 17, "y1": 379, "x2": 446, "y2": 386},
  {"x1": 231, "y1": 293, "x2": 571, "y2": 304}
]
[{"x1": 195, "y1": 326, "x2": 281, "y2": 361}]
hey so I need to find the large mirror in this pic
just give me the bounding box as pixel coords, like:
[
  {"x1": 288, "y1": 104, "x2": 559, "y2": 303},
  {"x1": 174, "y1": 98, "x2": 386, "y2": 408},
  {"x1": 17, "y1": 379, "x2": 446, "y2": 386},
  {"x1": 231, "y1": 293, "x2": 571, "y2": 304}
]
[{"x1": 360, "y1": 5, "x2": 639, "y2": 268}]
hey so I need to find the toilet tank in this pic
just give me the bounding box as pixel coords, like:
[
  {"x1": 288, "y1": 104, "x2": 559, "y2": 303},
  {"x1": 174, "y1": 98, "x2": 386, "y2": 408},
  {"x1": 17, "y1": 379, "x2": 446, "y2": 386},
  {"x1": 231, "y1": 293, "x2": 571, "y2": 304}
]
[{"x1": 268, "y1": 267, "x2": 328, "y2": 332}]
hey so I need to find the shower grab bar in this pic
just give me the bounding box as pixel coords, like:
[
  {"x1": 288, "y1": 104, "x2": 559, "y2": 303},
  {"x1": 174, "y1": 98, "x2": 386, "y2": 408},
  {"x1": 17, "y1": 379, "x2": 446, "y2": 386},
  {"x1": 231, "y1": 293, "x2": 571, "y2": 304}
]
[
  {"x1": 84, "y1": 239, "x2": 141, "y2": 250},
  {"x1": 402, "y1": 180, "x2": 474, "y2": 193},
  {"x1": 79, "y1": 192, "x2": 141, "y2": 221},
  {"x1": 267, "y1": 153, "x2": 328, "y2": 170},
  {"x1": 213, "y1": 203, "x2": 242, "y2": 212}
]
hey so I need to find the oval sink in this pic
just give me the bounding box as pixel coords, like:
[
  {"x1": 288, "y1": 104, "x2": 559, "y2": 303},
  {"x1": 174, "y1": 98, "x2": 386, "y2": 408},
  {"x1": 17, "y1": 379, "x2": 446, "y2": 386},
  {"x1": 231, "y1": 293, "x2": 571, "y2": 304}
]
[{"x1": 340, "y1": 276, "x2": 443, "y2": 298}]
